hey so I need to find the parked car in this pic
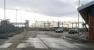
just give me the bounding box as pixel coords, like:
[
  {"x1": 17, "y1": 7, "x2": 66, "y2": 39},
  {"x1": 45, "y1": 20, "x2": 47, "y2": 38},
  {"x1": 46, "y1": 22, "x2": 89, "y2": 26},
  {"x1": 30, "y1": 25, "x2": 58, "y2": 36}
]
[
  {"x1": 68, "y1": 29, "x2": 79, "y2": 34},
  {"x1": 55, "y1": 28, "x2": 64, "y2": 33}
]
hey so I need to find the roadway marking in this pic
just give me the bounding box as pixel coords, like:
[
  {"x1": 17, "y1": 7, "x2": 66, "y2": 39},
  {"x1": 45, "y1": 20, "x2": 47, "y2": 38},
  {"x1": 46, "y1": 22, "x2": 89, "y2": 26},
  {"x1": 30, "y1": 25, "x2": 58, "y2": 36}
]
[
  {"x1": 0, "y1": 43, "x2": 12, "y2": 48},
  {"x1": 17, "y1": 43, "x2": 26, "y2": 48}
]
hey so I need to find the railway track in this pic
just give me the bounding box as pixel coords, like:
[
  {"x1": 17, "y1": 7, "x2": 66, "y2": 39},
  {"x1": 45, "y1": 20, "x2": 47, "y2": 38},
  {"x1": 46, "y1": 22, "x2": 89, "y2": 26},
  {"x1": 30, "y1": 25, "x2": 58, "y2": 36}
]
[{"x1": 37, "y1": 37, "x2": 52, "y2": 50}]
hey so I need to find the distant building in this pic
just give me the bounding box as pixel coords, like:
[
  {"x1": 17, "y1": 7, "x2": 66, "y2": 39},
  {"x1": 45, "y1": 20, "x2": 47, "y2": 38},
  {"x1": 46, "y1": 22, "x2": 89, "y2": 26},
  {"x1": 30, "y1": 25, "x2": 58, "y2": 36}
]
[{"x1": 31, "y1": 21, "x2": 59, "y2": 28}]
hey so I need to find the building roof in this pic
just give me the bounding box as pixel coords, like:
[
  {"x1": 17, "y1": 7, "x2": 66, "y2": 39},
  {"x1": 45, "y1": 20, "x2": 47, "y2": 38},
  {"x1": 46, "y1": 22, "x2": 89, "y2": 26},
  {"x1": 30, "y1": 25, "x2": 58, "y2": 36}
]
[
  {"x1": 78, "y1": 1, "x2": 94, "y2": 11},
  {"x1": 78, "y1": 1, "x2": 94, "y2": 25}
]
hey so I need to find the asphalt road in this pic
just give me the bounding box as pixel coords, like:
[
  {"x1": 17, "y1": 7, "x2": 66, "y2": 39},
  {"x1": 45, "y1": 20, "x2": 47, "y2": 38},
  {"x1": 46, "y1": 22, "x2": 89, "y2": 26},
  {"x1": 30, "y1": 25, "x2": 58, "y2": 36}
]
[{"x1": 0, "y1": 31, "x2": 94, "y2": 50}]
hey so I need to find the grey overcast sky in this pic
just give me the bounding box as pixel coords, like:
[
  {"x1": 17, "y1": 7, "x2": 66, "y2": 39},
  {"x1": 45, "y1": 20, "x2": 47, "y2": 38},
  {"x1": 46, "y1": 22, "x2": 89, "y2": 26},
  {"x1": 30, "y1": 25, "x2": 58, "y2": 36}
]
[{"x1": 0, "y1": 0, "x2": 79, "y2": 17}]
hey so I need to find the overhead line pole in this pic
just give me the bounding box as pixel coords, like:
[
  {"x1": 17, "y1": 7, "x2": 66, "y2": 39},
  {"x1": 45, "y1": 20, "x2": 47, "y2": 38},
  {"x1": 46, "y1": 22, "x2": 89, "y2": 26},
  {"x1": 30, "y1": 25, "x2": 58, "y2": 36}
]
[
  {"x1": 4, "y1": 0, "x2": 6, "y2": 33},
  {"x1": 16, "y1": 9, "x2": 18, "y2": 22},
  {"x1": 4, "y1": 0, "x2": 6, "y2": 20},
  {"x1": 78, "y1": 0, "x2": 80, "y2": 35}
]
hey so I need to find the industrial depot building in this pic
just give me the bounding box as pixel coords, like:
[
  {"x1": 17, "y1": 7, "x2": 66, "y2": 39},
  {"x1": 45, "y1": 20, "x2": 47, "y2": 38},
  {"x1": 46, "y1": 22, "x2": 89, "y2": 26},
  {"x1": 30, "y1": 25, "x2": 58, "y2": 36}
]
[{"x1": 78, "y1": 1, "x2": 94, "y2": 41}]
